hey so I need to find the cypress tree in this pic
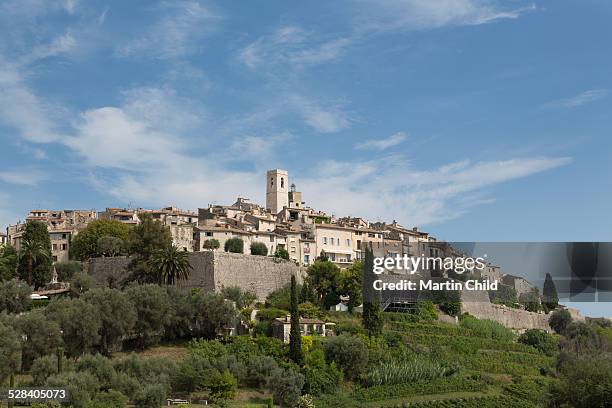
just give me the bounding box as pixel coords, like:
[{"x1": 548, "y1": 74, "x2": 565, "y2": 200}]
[
  {"x1": 289, "y1": 274, "x2": 303, "y2": 364},
  {"x1": 542, "y1": 273, "x2": 559, "y2": 311},
  {"x1": 362, "y1": 245, "x2": 383, "y2": 337}
]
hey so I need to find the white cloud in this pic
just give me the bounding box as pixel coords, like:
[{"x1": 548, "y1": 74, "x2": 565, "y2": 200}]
[
  {"x1": 297, "y1": 156, "x2": 572, "y2": 225},
  {"x1": 0, "y1": 64, "x2": 63, "y2": 143},
  {"x1": 290, "y1": 95, "x2": 352, "y2": 133},
  {"x1": 118, "y1": 1, "x2": 218, "y2": 59},
  {"x1": 356, "y1": 132, "x2": 407, "y2": 150},
  {"x1": 544, "y1": 89, "x2": 608, "y2": 109},
  {"x1": 0, "y1": 169, "x2": 47, "y2": 186},
  {"x1": 239, "y1": 26, "x2": 351, "y2": 69},
  {"x1": 354, "y1": 0, "x2": 535, "y2": 32}
]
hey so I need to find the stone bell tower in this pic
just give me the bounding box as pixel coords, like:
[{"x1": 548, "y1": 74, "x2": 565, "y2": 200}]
[{"x1": 266, "y1": 169, "x2": 289, "y2": 215}]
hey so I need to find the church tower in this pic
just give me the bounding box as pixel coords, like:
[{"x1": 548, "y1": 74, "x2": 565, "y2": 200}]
[{"x1": 266, "y1": 169, "x2": 289, "y2": 215}]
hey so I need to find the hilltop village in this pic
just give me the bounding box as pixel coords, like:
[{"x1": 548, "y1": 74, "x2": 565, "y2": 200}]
[{"x1": 3, "y1": 168, "x2": 537, "y2": 299}]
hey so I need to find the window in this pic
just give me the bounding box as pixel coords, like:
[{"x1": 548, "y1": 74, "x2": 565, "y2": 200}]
[
  {"x1": 270, "y1": 177, "x2": 274, "y2": 187},
  {"x1": 346, "y1": 239, "x2": 350, "y2": 247},
  {"x1": 281, "y1": 177, "x2": 284, "y2": 188},
  {"x1": 52, "y1": 244, "x2": 57, "y2": 250},
  {"x1": 205, "y1": 232, "x2": 213, "y2": 237},
  {"x1": 270, "y1": 235, "x2": 274, "y2": 242},
  {"x1": 357, "y1": 240, "x2": 361, "y2": 250},
  {"x1": 61, "y1": 244, "x2": 67, "y2": 251},
  {"x1": 323, "y1": 237, "x2": 327, "y2": 244},
  {"x1": 62, "y1": 233, "x2": 67, "y2": 239}
]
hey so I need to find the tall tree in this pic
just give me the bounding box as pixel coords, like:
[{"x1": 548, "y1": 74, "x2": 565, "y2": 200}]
[
  {"x1": 306, "y1": 260, "x2": 341, "y2": 309},
  {"x1": 82, "y1": 288, "x2": 137, "y2": 355},
  {"x1": 340, "y1": 261, "x2": 363, "y2": 312},
  {"x1": 126, "y1": 213, "x2": 173, "y2": 284},
  {"x1": 361, "y1": 245, "x2": 383, "y2": 337},
  {"x1": 289, "y1": 275, "x2": 303, "y2": 365},
  {"x1": 17, "y1": 221, "x2": 52, "y2": 288},
  {"x1": 19, "y1": 238, "x2": 51, "y2": 287},
  {"x1": 69, "y1": 220, "x2": 130, "y2": 261},
  {"x1": 44, "y1": 298, "x2": 101, "y2": 358},
  {"x1": 150, "y1": 245, "x2": 192, "y2": 285},
  {"x1": 0, "y1": 321, "x2": 21, "y2": 384},
  {"x1": 542, "y1": 272, "x2": 559, "y2": 311},
  {"x1": 0, "y1": 244, "x2": 19, "y2": 282}
]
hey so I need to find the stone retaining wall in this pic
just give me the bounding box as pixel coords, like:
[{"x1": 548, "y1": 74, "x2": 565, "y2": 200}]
[{"x1": 88, "y1": 251, "x2": 304, "y2": 300}]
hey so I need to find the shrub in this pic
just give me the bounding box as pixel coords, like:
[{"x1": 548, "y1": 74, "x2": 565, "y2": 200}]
[
  {"x1": 202, "y1": 239, "x2": 220, "y2": 250},
  {"x1": 274, "y1": 247, "x2": 290, "y2": 260},
  {"x1": 270, "y1": 367, "x2": 304, "y2": 407},
  {"x1": 296, "y1": 394, "x2": 315, "y2": 408},
  {"x1": 459, "y1": 314, "x2": 514, "y2": 342},
  {"x1": 363, "y1": 357, "x2": 457, "y2": 386},
  {"x1": 440, "y1": 301, "x2": 461, "y2": 316},
  {"x1": 549, "y1": 309, "x2": 572, "y2": 334},
  {"x1": 54, "y1": 261, "x2": 82, "y2": 281},
  {"x1": 548, "y1": 355, "x2": 612, "y2": 408},
  {"x1": 133, "y1": 384, "x2": 165, "y2": 408},
  {"x1": 518, "y1": 329, "x2": 558, "y2": 356},
  {"x1": 417, "y1": 301, "x2": 438, "y2": 321},
  {"x1": 246, "y1": 355, "x2": 278, "y2": 387},
  {"x1": 0, "y1": 279, "x2": 32, "y2": 313},
  {"x1": 224, "y1": 238, "x2": 244, "y2": 253},
  {"x1": 203, "y1": 369, "x2": 237, "y2": 406},
  {"x1": 46, "y1": 371, "x2": 100, "y2": 408},
  {"x1": 324, "y1": 335, "x2": 369, "y2": 380},
  {"x1": 250, "y1": 242, "x2": 269, "y2": 256},
  {"x1": 31, "y1": 355, "x2": 59, "y2": 385},
  {"x1": 87, "y1": 390, "x2": 127, "y2": 408}
]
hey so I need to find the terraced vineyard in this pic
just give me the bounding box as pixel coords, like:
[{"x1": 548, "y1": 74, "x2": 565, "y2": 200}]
[{"x1": 314, "y1": 316, "x2": 553, "y2": 408}]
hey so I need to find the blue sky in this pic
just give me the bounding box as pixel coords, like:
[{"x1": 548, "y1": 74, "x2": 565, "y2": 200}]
[{"x1": 1, "y1": 0, "x2": 611, "y2": 301}]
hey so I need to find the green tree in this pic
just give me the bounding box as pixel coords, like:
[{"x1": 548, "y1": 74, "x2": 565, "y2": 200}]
[
  {"x1": 126, "y1": 284, "x2": 171, "y2": 348},
  {"x1": 0, "y1": 321, "x2": 21, "y2": 384},
  {"x1": 542, "y1": 272, "x2": 559, "y2": 312},
  {"x1": 548, "y1": 355, "x2": 612, "y2": 408},
  {"x1": 518, "y1": 329, "x2": 558, "y2": 356},
  {"x1": 274, "y1": 247, "x2": 290, "y2": 260},
  {"x1": 44, "y1": 298, "x2": 101, "y2": 358},
  {"x1": 30, "y1": 355, "x2": 57, "y2": 385},
  {"x1": 269, "y1": 367, "x2": 304, "y2": 408},
  {"x1": 126, "y1": 213, "x2": 173, "y2": 284},
  {"x1": 203, "y1": 369, "x2": 237, "y2": 407},
  {"x1": 14, "y1": 310, "x2": 63, "y2": 370},
  {"x1": 191, "y1": 292, "x2": 238, "y2": 339},
  {"x1": 97, "y1": 236, "x2": 125, "y2": 257},
  {"x1": 0, "y1": 244, "x2": 19, "y2": 281},
  {"x1": 69, "y1": 272, "x2": 97, "y2": 297},
  {"x1": 549, "y1": 309, "x2": 572, "y2": 334},
  {"x1": 18, "y1": 222, "x2": 52, "y2": 288},
  {"x1": 340, "y1": 261, "x2": 363, "y2": 312},
  {"x1": 70, "y1": 220, "x2": 130, "y2": 261},
  {"x1": 250, "y1": 242, "x2": 269, "y2": 256},
  {"x1": 488, "y1": 283, "x2": 518, "y2": 306},
  {"x1": 306, "y1": 260, "x2": 341, "y2": 309},
  {"x1": 221, "y1": 286, "x2": 256, "y2": 309},
  {"x1": 202, "y1": 239, "x2": 220, "y2": 250},
  {"x1": 54, "y1": 260, "x2": 82, "y2": 281},
  {"x1": 519, "y1": 289, "x2": 541, "y2": 312},
  {"x1": 361, "y1": 245, "x2": 383, "y2": 337},
  {"x1": 289, "y1": 275, "x2": 303, "y2": 365},
  {"x1": 149, "y1": 245, "x2": 192, "y2": 285},
  {"x1": 224, "y1": 237, "x2": 244, "y2": 253},
  {"x1": 324, "y1": 335, "x2": 369, "y2": 380},
  {"x1": 82, "y1": 288, "x2": 137, "y2": 355},
  {"x1": 0, "y1": 279, "x2": 32, "y2": 313}
]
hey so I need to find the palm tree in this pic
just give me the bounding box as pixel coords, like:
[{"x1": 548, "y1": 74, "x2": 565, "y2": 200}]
[
  {"x1": 20, "y1": 238, "x2": 51, "y2": 286},
  {"x1": 150, "y1": 245, "x2": 192, "y2": 286}
]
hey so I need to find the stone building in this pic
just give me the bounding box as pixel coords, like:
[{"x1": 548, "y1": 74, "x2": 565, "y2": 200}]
[
  {"x1": 272, "y1": 315, "x2": 333, "y2": 343},
  {"x1": 7, "y1": 209, "x2": 98, "y2": 262},
  {"x1": 502, "y1": 274, "x2": 536, "y2": 297},
  {"x1": 0, "y1": 232, "x2": 7, "y2": 246}
]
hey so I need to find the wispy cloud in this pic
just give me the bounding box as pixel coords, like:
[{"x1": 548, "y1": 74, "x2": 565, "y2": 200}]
[
  {"x1": 544, "y1": 89, "x2": 608, "y2": 109},
  {"x1": 354, "y1": 0, "x2": 535, "y2": 32},
  {"x1": 299, "y1": 156, "x2": 572, "y2": 224},
  {"x1": 290, "y1": 95, "x2": 352, "y2": 133},
  {"x1": 118, "y1": 0, "x2": 218, "y2": 59},
  {"x1": 356, "y1": 132, "x2": 407, "y2": 150},
  {"x1": 239, "y1": 26, "x2": 351, "y2": 69},
  {"x1": 0, "y1": 169, "x2": 47, "y2": 186}
]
